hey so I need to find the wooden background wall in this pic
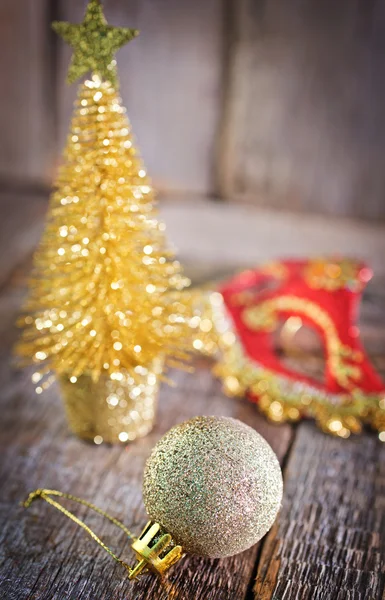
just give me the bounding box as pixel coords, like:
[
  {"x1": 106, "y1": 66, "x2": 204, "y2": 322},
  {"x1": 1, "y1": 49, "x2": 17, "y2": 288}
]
[
  {"x1": 0, "y1": 0, "x2": 54, "y2": 184},
  {"x1": 220, "y1": 0, "x2": 385, "y2": 220},
  {"x1": 0, "y1": 0, "x2": 384, "y2": 220}
]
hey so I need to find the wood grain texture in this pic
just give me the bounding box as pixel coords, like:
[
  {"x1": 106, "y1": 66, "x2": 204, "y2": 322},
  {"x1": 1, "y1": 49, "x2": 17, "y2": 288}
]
[
  {"x1": 3, "y1": 0, "x2": 385, "y2": 220},
  {"x1": 253, "y1": 291, "x2": 385, "y2": 599},
  {"x1": 220, "y1": 0, "x2": 385, "y2": 220},
  {"x1": 254, "y1": 423, "x2": 385, "y2": 600},
  {"x1": 0, "y1": 191, "x2": 46, "y2": 288},
  {"x1": 0, "y1": 272, "x2": 292, "y2": 600},
  {"x1": 0, "y1": 199, "x2": 385, "y2": 599},
  {"x1": 0, "y1": 0, "x2": 54, "y2": 184},
  {"x1": 160, "y1": 199, "x2": 385, "y2": 277},
  {"x1": 56, "y1": 0, "x2": 224, "y2": 195}
]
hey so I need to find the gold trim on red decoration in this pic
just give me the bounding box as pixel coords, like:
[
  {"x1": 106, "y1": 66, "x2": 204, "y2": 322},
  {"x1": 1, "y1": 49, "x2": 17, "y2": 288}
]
[
  {"x1": 304, "y1": 258, "x2": 367, "y2": 292},
  {"x1": 190, "y1": 291, "x2": 385, "y2": 440},
  {"x1": 243, "y1": 295, "x2": 363, "y2": 392}
]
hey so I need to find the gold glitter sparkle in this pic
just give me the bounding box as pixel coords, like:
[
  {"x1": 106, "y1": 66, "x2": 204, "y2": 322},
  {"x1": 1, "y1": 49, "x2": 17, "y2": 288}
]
[
  {"x1": 143, "y1": 416, "x2": 283, "y2": 557},
  {"x1": 189, "y1": 290, "x2": 385, "y2": 439},
  {"x1": 52, "y1": 0, "x2": 139, "y2": 85},
  {"x1": 16, "y1": 74, "x2": 192, "y2": 390},
  {"x1": 60, "y1": 364, "x2": 161, "y2": 444}
]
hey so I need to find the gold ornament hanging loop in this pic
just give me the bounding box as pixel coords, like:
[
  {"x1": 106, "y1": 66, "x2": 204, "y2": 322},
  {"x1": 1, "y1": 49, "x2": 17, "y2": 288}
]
[
  {"x1": 22, "y1": 489, "x2": 184, "y2": 580},
  {"x1": 23, "y1": 489, "x2": 136, "y2": 576}
]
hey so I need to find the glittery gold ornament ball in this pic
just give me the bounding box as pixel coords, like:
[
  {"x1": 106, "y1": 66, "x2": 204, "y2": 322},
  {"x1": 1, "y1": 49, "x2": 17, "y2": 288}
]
[{"x1": 142, "y1": 416, "x2": 283, "y2": 557}]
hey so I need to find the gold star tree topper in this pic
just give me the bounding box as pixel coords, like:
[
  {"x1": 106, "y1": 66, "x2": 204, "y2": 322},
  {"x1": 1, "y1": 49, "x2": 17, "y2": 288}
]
[{"x1": 52, "y1": 0, "x2": 138, "y2": 85}]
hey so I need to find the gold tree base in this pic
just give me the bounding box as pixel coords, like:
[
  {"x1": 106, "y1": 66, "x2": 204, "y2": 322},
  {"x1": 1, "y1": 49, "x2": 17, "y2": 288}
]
[{"x1": 59, "y1": 362, "x2": 162, "y2": 444}]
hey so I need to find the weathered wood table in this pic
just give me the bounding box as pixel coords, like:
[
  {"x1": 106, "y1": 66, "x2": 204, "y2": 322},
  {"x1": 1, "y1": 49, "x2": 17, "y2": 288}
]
[{"x1": 0, "y1": 196, "x2": 384, "y2": 599}]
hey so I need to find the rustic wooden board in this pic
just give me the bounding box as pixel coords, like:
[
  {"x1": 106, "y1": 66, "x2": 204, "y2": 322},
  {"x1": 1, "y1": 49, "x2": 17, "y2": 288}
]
[
  {"x1": 220, "y1": 0, "x2": 385, "y2": 220},
  {"x1": 252, "y1": 285, "x2": 385, "y2": 599},
  {"x1": 0, "y1": 275, "x2": 292, "y2": 600},
  {"x1": 160, "y1": 200, "x2": 385, "y2": 278},
  {"x1": 254, "y1": 423, "x2": 385, "y2": 600},
  {"x1": 0, "y1": 191, "x2": 46, "y2": 289},
  {"x1": 0, "y1": 0, "x2": 54, "y2": 185},
  {"x1": 1, "y1": 200, "x2": 385, "y2": 598}
]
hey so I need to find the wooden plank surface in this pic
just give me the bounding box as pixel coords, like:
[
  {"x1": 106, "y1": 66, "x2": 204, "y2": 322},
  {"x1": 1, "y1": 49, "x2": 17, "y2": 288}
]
[
  {"x1": 220, "y1": 0, "x2": 385, "y2": 220},
  {"x1": 254, "y1": 424, "x2": 385, "y2": 600},
  {"x1": 160, "y1": 199, "x2": 385, "y2": 278},
  {"x1": 0, "y1": 200, "x2": 385, "y2": 598},
  {"x1": 253, "y1": 297, "x2": 385, "y2": 600},
  {"x1": 0, "y1": 271, "x2": 292, "y2": 600}
]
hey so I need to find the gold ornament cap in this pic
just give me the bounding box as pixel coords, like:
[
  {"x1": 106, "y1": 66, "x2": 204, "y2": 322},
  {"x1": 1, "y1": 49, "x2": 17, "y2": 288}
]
[{"x1": 129, "y1": 521, "x2": 183, "y2": 580}]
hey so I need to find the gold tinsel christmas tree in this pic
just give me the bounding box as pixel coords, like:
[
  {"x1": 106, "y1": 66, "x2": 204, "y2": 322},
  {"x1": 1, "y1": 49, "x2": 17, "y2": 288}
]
[{"x1": 16, "y1": 0, "x2": 192, "y2": 443}]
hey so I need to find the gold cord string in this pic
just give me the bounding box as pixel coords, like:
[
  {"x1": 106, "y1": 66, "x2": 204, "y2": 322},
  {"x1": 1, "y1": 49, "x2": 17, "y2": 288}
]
[{"x1": 23, "y1": 489, "x2": 137, "y2": 576}]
